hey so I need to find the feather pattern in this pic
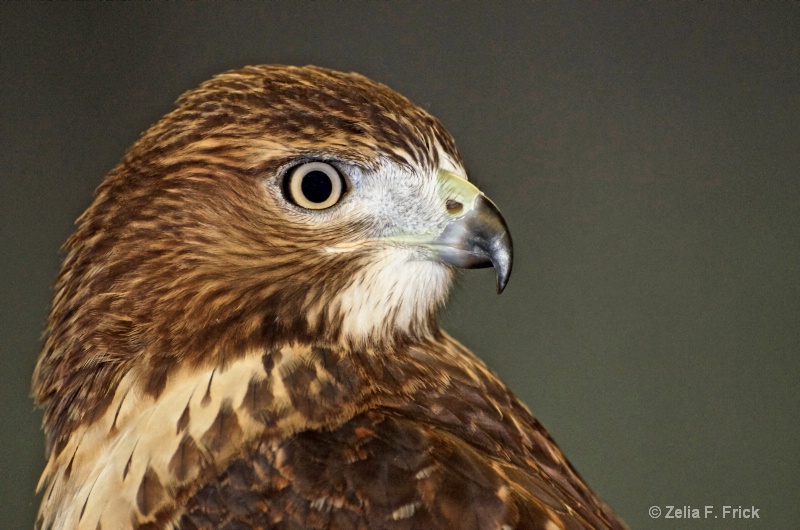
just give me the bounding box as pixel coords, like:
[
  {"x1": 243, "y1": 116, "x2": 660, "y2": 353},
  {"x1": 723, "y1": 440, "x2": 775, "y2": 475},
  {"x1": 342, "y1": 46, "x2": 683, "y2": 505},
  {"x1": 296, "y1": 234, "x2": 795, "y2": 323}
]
[{"x1": 33, "y1": 65, "x2": 625, "y2": 529}]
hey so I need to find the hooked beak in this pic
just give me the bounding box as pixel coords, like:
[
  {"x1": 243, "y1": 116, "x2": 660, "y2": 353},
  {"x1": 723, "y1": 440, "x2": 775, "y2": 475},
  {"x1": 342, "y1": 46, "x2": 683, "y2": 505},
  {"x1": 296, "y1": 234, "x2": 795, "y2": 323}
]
[{"x1": 428, "y1": 171, "x2": 513, "y2": 293}]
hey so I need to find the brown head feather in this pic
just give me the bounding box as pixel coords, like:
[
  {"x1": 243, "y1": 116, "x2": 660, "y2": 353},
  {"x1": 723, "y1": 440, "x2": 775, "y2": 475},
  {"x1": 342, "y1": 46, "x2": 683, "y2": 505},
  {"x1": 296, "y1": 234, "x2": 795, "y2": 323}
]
[{"x1": 33, "y1": 65, "x2": 462, "y2": 457}]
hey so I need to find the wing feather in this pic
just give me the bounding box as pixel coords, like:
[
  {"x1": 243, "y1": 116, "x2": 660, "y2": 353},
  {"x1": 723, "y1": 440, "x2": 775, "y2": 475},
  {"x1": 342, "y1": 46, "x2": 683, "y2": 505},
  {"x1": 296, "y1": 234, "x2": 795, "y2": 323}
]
[{"x1": 179, "y1": 409, "x2": 622, "y2": 529}]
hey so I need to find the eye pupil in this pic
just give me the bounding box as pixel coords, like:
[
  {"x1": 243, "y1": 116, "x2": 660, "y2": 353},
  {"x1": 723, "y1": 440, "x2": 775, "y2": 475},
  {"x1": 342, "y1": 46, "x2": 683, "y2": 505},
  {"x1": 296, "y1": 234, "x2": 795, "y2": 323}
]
[{"x1": 301, "y1": 171, "x2": 333, "y2": 203}]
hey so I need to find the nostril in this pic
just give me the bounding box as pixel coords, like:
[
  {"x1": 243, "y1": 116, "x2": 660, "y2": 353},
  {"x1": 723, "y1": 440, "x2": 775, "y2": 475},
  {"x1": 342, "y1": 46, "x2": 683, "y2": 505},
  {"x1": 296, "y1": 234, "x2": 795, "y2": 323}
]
[{"x1": 446, "y1": 199, "x2": 463, "y2": 214}]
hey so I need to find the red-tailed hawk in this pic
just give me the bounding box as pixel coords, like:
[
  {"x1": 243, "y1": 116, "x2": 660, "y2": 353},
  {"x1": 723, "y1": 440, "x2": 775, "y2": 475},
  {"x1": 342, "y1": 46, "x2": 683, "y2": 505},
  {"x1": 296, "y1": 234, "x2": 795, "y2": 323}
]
[{"x1": 33, "y1": 65, "x2": 625, "y2": 529}]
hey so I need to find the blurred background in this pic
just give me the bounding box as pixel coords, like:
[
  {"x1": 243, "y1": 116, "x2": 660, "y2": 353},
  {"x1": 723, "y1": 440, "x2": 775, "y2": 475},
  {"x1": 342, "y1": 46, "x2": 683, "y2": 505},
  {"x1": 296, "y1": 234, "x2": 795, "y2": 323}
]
[{"x1": 2, "y1": 3, "x2": 798, "y2": 528}]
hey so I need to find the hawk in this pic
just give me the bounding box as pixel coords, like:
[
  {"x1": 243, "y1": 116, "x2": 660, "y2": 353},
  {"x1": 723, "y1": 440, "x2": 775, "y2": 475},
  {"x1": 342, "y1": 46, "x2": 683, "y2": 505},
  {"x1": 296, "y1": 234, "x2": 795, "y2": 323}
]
[{"x1": 33, "y1": 65, "x2": 625, "y2": 529}]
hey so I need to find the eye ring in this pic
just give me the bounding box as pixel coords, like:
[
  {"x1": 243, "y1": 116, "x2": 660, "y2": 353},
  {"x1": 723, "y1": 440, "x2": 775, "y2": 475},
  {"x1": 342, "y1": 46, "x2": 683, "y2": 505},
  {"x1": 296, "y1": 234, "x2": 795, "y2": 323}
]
[{"x1": 284, "y1": 161, "x2": 346, "y2": 210}]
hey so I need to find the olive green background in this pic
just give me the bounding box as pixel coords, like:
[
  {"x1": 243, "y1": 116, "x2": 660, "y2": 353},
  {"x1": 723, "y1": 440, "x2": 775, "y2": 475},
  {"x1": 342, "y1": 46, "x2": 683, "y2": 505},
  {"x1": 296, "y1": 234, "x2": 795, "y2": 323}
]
[{"x1": 2, "y1": 3, "x2": 798, "y2": 529}]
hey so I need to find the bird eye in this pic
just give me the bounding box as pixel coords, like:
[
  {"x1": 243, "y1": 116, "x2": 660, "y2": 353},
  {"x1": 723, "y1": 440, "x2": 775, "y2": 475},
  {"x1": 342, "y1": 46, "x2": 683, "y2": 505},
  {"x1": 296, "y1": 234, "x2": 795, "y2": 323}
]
[{"x1": 284, "y1": 162, "x2": 346, "y2": 210}]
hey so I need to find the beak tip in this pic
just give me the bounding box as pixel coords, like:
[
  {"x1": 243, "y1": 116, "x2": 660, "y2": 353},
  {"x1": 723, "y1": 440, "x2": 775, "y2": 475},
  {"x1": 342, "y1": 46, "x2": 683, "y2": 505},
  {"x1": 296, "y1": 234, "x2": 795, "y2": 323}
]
[
  {"x1": 494, "y1": 252, "x2": 512, "y2": 294},
  {"x1": 496, "y1": 277, "x2": 508, "y2": 294}
]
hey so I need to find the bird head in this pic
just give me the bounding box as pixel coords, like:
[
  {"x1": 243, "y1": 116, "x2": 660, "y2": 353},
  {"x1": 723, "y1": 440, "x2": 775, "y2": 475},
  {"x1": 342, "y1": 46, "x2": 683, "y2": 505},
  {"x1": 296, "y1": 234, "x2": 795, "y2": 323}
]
[{"x1": 33, "y1": 65, "x2": 512, "y2": 454}]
